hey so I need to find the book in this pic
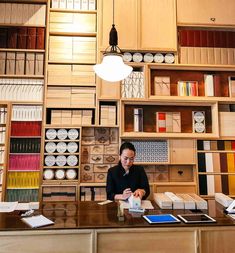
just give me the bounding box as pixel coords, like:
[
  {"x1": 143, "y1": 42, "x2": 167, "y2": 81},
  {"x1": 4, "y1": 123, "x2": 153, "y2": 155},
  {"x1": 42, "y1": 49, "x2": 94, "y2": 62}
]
[
  {"x1": 134, "y1": 108, "x2": 143, "y2": 132},
  {"x1": 156, "y1": 112, "x2": 166, "y2": 132},
  {"x1": 22, "y1": 215, "x2": 54, "y2": 228}
]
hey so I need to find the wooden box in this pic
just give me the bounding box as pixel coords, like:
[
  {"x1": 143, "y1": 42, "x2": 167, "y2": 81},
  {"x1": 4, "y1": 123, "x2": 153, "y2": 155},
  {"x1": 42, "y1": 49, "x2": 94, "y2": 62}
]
[
  {"x1": 35, "y1": 53, "x2": 44, "y2": 75},
  {"x1": 25, "y1": 53, "x2": 35, "y2": 75},
  {"x1": 49, "y1": 36, "x2": 73, "y2": 61},
  {"x1": 6, "y1": 52, "x2": 15, "y2": 75},
  {"x1": 71, "y1": 65, "x2": 95, "y2": 86},
  {"x1": 15, "y1": 52, "x2": 25, "y2": 75},
  {"x1": 47, "y1": 64, "x2": 72, "y2": 85},
  {"x1": 72, "y1": 37, "x2": 96, "y2": 63}
]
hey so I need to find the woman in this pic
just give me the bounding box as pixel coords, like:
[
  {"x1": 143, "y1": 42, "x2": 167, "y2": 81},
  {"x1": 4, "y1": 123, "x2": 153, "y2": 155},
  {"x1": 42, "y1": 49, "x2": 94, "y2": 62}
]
[{"x1": 106, "y1": 142, "x2": 150, "y2": 200}]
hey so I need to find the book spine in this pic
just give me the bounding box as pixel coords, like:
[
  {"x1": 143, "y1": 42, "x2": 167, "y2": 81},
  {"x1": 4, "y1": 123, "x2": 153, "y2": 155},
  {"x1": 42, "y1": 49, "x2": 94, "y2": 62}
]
[
  {"x1": 134, "y1": 108, "x2": 143, "y2": 132},
  {"x1": 156, "y1": 112, "x2": 166, "y2": 132}
]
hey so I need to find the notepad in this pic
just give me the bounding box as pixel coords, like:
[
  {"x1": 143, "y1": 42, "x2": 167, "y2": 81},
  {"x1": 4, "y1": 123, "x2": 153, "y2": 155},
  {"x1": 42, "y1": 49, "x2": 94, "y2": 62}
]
[
  {"x1": 177, "y1": 214, "x2": 216, "y2": 223},
  {"x1": 21, "y1": 215, "x2": 54, "y2": 228},
  {"x1": 143, "y1": 214, "x2": 180, "y2": 224}
]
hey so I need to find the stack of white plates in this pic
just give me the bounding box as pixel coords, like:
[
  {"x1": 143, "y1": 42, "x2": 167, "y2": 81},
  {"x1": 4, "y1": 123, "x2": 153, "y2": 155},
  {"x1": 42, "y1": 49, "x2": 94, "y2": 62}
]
[
  {"x1": 55, "y1": 169, "x2": 66, "y2": 180},
  {"x1": 66, "y1": 169, "x2": 77, "y2": 180},
  {"x1": 57, "y1": 129, "x2": 68, "y2": 140},
  {"x1": 68, "y1": 129, "x2": 79, "y2": 140},
  {"x1": 45, "y1": 155, "x2": 56, "y2": 166},
  {"x1": 43, "y1": 169, "x2": 54, "y2": 180},
  {"x1": 67, "y1": 155, "x2": 78, "y2": 166},
  {"x1": 46, "y1": 129, "x2": 57, "y2": 140}
]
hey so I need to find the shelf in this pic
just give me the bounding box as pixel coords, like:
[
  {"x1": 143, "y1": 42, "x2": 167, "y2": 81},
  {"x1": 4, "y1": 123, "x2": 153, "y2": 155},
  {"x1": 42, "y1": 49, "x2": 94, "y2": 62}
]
[
  {"x1": 121, "y1": 132, "x2": 219, "y2": 139},
  {"x1": 9, "y1": 153, "x2": 40, "y2": 155},
  {"x1": 8, "y1": 170, "x2": 40, "y2": 172},
  {"x1": 80, "y1": 183, "x2": 106, "y2": 187},
  {"x1": 48, "y1": 60, "x2": 96, "y2": 65},
  {"x1": 10, "y1": 136, "x2": 41, "y2": 138},
  {"x1": 43, "y1": 180, "x2": 78, "y2": 184},
  {"x1": 43, "y1": 166, "x2": 79, "y2": 169},
  {"x1": 46, "y1": 105, "x2": 96, "y2": 109},
  {"x1": 0, "y1": 48, "x2": 45, "y2": 53},
  {"x1": 42, "y1": 181, "x2": 78, "y2": 186},
  {"x1": 148, "y1": 63, "x2": 235, "y2": 71},
  {"x1": 198, "y1": 172, "x2": 235, "y2": 175},
  {"x1": 49, "y1": 31, "x2": 96, "y2": 37},
  {"x1": 7, "y1": 187, "x2": 39, "y2": 190},
  {"x1": 0, "y1": 23, "x2": 46, "y2": 28},
  {"x1": 44, "y1": 152, "x2": 80, "y2": 155},
  {"x1": 50, "y1": 8, "x2": 97, "y2": 14},
  {"x1": 121, "y1": 99, "x2": 217, "y2": 106},
  {"x1": 153, "y1": 182, "x2": 197, "y2": 186},
  {"x1": 197, "y1": 150, "x2": 235, "y2": 153},
  {"x1": 45, "y1": 139, "x2": 80, "y2": 143},
  {"x1": 0, "y1": 75, "x2": 44, "y2": 79},
  {"x1": 148, "y1": 95, "x2": 235, "y2": 103}
]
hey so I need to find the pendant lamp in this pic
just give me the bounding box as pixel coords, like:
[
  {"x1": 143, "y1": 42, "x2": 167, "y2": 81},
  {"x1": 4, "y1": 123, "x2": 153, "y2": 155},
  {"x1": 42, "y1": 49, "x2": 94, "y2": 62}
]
[{"x1": 93, "y1": 0, "x2": 133, "y2": 82}]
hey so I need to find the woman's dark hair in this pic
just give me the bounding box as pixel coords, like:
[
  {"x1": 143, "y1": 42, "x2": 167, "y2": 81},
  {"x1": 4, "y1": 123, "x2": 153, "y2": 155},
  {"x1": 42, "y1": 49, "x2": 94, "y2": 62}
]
[{"x1": 119, "y1": 142, "x2": 136, "y2": 155}]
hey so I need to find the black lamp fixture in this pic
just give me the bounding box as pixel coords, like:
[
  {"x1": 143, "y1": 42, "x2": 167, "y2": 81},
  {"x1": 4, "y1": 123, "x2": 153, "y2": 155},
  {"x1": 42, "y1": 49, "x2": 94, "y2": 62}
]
[{"x1": 93, "y1": 0, "x2": 133, "y2": 82}]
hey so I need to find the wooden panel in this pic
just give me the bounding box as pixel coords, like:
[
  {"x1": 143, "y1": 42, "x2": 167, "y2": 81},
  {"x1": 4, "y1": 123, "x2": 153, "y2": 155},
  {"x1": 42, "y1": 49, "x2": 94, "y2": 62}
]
[
  {"x1": 49, "y1": 36, "x2": 73, "y2": 61},
  {"x1": 97, "y1": 230, "x2": 197, "y2": 253},
  {"x1": 72, "y1": 37, "x2": 96, "y2": 63},
  {"x1": 170, "y1": 139, "x2": 196, "y2": 164},
  {"x1": 177, "y1": 0, "x2": 235, "y2": 26},
  {"x1": 98, "y1": 0, "x2": 138, "y2": 50},
  {"x1": 201, "y1": 229, "x2": 235, "y2": 253},
  {"x1": 98, "y1": 79, "x2": 120, "y2": 99},
  {"x1": 139, "y1": 0, "x2": 177, "y2": 50},
  {"x1": 47, "y1": 64, "x2": 72, "y2": 85},
  {"x1": 219, "y1": 112, "x2": 235, "y2": 137},
  {"x1": 155, "y1": 185, "x2": 197, "y2": 193},
  {"x1": 0, "y1": 231, "x2": 92, "y2": 253},
  {"x1": 169, "y1": 165, "x2": 194, "y2": 182},
  {"x1": 50, "y1": 12, "x2": 96, "y2": 33}
]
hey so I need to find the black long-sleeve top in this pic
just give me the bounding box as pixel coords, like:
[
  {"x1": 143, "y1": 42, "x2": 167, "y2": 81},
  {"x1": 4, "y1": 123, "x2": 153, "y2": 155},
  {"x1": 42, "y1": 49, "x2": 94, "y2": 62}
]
[{"x1": 106, "y1": 162, "x2": 150, "y2": 200}]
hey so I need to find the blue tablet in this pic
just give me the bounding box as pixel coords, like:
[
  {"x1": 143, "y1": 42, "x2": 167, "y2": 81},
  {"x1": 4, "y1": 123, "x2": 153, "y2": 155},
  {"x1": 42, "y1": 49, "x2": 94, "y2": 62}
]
[{"x1": 143, "y1": 214, "x2": 181, "y2": 224}]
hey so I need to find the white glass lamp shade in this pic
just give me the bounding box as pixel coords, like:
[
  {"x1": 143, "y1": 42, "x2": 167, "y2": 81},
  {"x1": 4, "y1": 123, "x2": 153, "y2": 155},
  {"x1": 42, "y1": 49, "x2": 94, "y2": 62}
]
[{"x1": 93, "y1": 54, "x2": 133, "y2": 82}]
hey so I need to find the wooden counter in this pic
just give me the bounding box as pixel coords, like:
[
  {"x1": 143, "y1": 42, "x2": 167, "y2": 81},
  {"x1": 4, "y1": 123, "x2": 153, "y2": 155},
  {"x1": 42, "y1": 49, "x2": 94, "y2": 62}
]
[{"x1": 0, "y1": 200, "x2": 234, "y2": 253}]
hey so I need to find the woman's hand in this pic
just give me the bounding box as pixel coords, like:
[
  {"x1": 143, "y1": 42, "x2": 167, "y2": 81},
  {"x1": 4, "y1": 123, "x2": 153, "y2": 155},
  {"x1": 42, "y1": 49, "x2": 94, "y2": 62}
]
[
  {"x1": 133, "y1": 189, "x2": 146, "y2": 199},
  {"x1": 122, "y1": 188, "x2": 132, "y2": 200}
]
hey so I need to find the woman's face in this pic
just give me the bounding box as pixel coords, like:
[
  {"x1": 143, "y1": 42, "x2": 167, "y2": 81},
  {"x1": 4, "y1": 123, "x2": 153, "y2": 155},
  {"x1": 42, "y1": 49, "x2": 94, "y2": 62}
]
[{"x1": 120, "y1": 148, "x2": 135, "y2": 171}]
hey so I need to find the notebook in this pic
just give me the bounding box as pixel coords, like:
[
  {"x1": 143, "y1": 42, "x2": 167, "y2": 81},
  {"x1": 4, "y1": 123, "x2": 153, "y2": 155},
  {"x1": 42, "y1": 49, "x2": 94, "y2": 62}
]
[{"x1": 21, "y1": 215, "x2": 54, "y2": 228}]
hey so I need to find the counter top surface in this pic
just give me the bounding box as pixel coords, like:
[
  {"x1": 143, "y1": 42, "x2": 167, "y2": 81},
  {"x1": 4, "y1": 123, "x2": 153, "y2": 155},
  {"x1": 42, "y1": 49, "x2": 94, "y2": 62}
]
[{"x1": 0, "y1": 200, "x2": 234, "y2": 231}]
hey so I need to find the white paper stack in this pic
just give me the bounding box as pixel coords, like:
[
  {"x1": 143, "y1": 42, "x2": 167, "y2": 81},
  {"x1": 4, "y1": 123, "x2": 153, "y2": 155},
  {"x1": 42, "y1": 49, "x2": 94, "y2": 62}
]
[
  {"x1": 188, "y1": 193, "x2": 208, "y2": 209},
  {"x1": 153, "y1": 193, "x2": 172, "y2": 209},
  {"x1": 165, "y1": 192, "x2": 184, "y2": 209},
  {"x1": 215, "y1": 193, "x2": 234, "y2": 208},
  {"x1": 176, "y1": 194, "x2": 196, "y2": 209}
]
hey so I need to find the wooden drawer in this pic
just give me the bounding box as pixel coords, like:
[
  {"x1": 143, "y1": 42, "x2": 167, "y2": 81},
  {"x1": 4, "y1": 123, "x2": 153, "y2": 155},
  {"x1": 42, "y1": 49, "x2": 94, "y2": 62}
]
[{"x1": 169, "y1": 166, "x2": 194, "y2": 182}]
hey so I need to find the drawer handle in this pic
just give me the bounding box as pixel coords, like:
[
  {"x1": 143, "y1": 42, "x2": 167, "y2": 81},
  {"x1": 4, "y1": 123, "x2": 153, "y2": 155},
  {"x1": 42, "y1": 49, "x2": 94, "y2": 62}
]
[
  {"x1": 178, "y1": 170, "x2": 183, "y2": 176},
  {"x1": 210, "y1": 17, "x2": 216, "y2": 22}
]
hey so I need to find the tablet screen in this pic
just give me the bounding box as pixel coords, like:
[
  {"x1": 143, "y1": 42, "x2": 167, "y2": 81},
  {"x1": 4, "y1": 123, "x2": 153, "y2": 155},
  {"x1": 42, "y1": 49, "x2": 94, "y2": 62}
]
[
  {"x1": 143, "y1": 214, "x2": 180, "y2": 224},
  {"x1": 177, "y1": 214, "x2": 216, "y2": 223}
]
